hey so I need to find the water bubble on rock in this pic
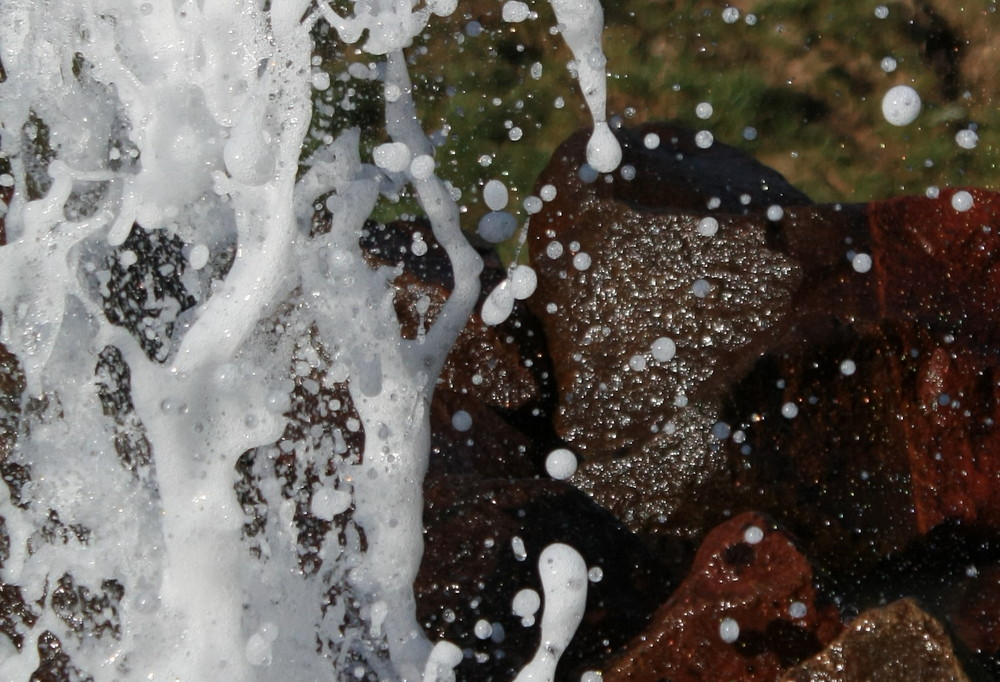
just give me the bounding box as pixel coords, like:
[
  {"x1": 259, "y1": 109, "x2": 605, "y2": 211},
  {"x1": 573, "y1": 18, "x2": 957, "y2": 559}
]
[
  {"x1": 572, "y1": 252, "x2": 592, "y2": 271},
  {"x1": 952, "y1": 190, "x2": 974, "y2": 212},
  {"x1": 545, "y1": 447, "x2": 577, "y2": 480},
  {"x1": 651, "y1": 337, "x2": 676, "y2": 362},
  {"x1": 852, "y1": 253, "x2": 873, "y2": 273},
  {"x1": 789, "y1": 601, "x2": 808, "y2": 619},
  {"x1": 697, "y1": 216, "x2": 718, "y2": 236},
  {"x1": 451, "y1": 410, "x2": 473, "y2": 431},
  {"x1": 711, "y1": 421, "x2": 731, "y2": 440},
  {"x1": 579, "y1": 163, "x2": 599, "y2": 183},
  {"x1": 245, "y1": 632, "x2": 272, "y2": 666},
  {"x1": 719, "y1": 617, "x2": 740, "y2": 643}
]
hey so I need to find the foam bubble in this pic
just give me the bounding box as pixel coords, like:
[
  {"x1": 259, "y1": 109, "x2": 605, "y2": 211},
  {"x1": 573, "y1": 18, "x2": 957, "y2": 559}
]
[
  {"x1": 502, "y1": 1, "x2": 531, "y2": 22},
  {"x1": 572, "y1": 252, "x2": 592, "y2": 271},
  {"x1": 373, "y1": 142, "x2": 412, "y2": 172},
  {"x1": 651, "y1": 337, "x2": 676, "y2": 362},
  {"x1": 952, "y1": 190, "x2": 974, "y2": 212},
  {"x1": 697, "y1": 216, "x2": 718, "y2": 236},
  {"x1": 881, "y1": 85, "x2": 921, "y2": 126},
  {"x1": 743, "y1": 525, "x2": 764, "y2": 544},
  {"x1": 310, "y1": 488, "x2": 352, "y2": 521},
  {"x1": 483, "y1": 179, "x2": 509, "y2": 210},
  {"x1": 956, "y1": 129, "x2": 979, "y2": 149},
  {"x1": 452, "y1": 410, "x2": 473, "y2": 431},
  {"x1": 586, "y1": 123, "x2": 622, "y2": 173},
  {"x1": 509, "y1": 265, "x2": 538, "y2": 300},
  {"x1": 719, "y1": 617, "x2": 740, "y2": 643},
  {"x1": 188, "y1": 244, "x2": 210, "y2": 270},
  {"x1": 545, "y1": 448, "x2": 577, "y2": 479},
  {"x1": 478, "y1": 211, "x2": 518, "y2": 243}
]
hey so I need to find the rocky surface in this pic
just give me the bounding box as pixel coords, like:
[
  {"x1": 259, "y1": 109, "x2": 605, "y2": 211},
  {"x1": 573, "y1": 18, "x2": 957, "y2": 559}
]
[{"x1": 780, "y1": 598, "x2": 970, "y2": 682}]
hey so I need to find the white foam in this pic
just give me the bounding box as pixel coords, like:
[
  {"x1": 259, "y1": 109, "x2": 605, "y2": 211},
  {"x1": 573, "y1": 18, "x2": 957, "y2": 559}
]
[
  {"x1": 512, "y1": 544, "x2": 589, "y2": 682},
  {"x1": 545, "y1": 448, "x2": 578, "y2": 479},
  {"x1": 881, "y1": 85, "x2": 921, "y2": 126},
  {"x1": 549, "y1": 0, "x2": 621, "y2": 172}
]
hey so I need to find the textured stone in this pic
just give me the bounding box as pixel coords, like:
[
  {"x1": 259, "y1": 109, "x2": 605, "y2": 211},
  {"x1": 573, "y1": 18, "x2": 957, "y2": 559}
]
[
  {"x1": 603, "y1": 512, "x2": 841, "y2": 682},
  {"x1": 780, "y1": 598, "x2": 970, "y2": 682}
]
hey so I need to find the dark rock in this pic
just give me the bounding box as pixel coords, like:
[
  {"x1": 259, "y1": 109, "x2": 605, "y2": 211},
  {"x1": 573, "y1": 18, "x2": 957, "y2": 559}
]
[
  {"x1": 528, "y1": 123, "x2": 1000, "y2": 588},
  {"x1": 417, "y1": 477, "x2": 671, "y2": 682},
  {"x1": 603, "y1": 511, "x2": 841, "y2": 682},
  {"x1": 779, "y1": 598, "x2": 970, "y2": 682},
  {"x1": 942, "y1": 565, "x2": 1000, "y2": 675},
  {"x1": 528, "y1": 125, "x2": 804, "y2": 546}
]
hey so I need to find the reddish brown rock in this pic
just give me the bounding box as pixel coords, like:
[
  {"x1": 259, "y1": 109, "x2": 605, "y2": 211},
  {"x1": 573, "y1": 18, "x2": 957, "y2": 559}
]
[
  {"x1": 602, "y1": 512, "x2": 841, "y2": 682},
  {"x1": 779, "y1": 598, "x2": 970, "y2": 682}
]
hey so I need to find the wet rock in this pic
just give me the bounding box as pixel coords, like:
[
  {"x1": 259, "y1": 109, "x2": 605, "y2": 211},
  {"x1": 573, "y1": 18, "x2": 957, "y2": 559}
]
[
  {"x1": 417, "y1": 477, "x2": 670, "y2": 682},
  {"x1": 529, "y1": 123, "x2": 1000, "y2": 588},
  {"x1": 723, "y1": 189, "x2": 1000, "y2": 572},
  {"x1": 603, "y1": 512, "x2": 841, "y2": 682},
  {"x1": 529, "y1": 125, "x2": 804, "y2": 542},
  {"x1": 779, "y1": 598, "x2": 970, "y2": 682}
]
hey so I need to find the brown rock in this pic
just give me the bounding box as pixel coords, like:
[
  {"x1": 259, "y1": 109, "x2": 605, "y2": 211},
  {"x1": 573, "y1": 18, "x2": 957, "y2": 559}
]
[
  {"x1": 780, "y1": 598, "x2": 970, "y2": 682},
  {"x1": 603, "y1": 512, "x2": 841, "y2": 682}
]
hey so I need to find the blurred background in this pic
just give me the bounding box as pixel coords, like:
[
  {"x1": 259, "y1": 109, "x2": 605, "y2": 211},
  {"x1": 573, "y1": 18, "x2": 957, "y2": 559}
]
[{"x1": 311, "y1": 0, "x2": 1000, "y2": 246}]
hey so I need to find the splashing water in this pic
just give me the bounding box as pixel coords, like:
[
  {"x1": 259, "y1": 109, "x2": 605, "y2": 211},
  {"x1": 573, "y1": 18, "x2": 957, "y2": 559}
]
[{"x1": 0, "y1": 0, "x2": 610, "y2": 680}]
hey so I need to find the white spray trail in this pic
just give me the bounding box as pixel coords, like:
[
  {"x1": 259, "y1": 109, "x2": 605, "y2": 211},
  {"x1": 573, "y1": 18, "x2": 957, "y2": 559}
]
[{"x1": 0, "y1": 0, "x2": 611, "y2": 679}]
